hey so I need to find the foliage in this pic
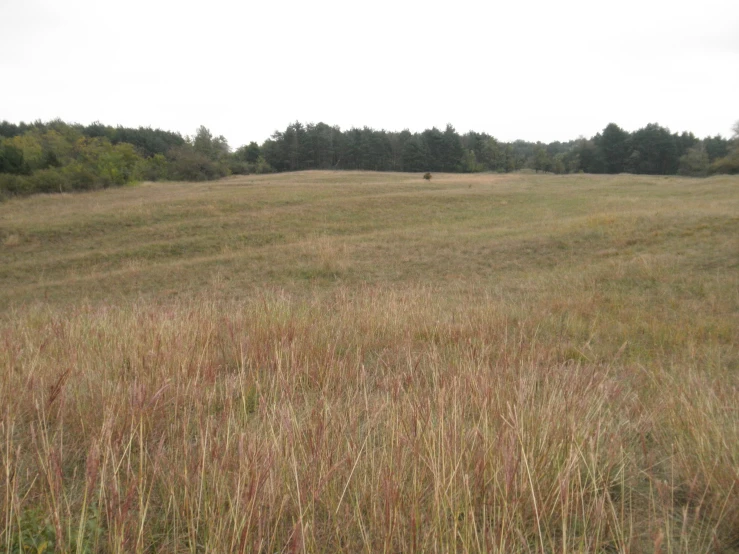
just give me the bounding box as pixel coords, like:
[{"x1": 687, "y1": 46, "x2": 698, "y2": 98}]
[
  {"x1": 710, "y1": 147, "x2": 739, "y2": 174},
  {"x1": 0, "y1": 143, "x2": 30, "y2": 174},
  {"x1": 599, "y1": 123, "x2": 630, "y2": 173},
  {"x1": 74, "y1": 138, "x2": 140, "y2": 186},
  {"x1": 626, "y1": 123, "x2": 680, "y2": 174},
  {"x1": 234, "y1": 141, "x2": 261, "y2": 164},
  {"x1": 709, "y1": 120, "x2": 739, "y2": 174},
  {"x1": 4, "y1": 508, "x2": 57, "y2": 554},
  {"x1": 678, "y1": 145, "x2": 710, "y2": 176},
  {"x1": 254, "y1": 116, "x2": 735, "y2": 178},
  {"x1": 532, "y1": 145, "x2": 552, "y2": 173},
  {"x1": 83, "y1": 121, "x2": 186, "y2": 157},
  {"x1": 460, "y1": 150, "x2": 484, "y2": 172},
  {"x1": 0, "y1": 121, "x2": 235, "y2": 198},
  {"x1": 2, "y1": 117, "x2": 738, "y2": 200},
  {"x1": 704, "y1": 135, "x2": 730, "y2": 161},
  {"x1": 166, "y1": 143, "x2": 230, "y2": 182},
  {"x1": 133, "y1": 153, "x2": 169, "y2": 181},
  {"x1": 3, "y1": 506, "x2": 103, "y2": 554}
]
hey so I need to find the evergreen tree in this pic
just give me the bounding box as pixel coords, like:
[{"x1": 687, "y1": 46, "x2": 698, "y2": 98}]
[
  {"x1": 440, "y1": 124, "x2": 464, "y2": 171},
  {"x1": 598, "y1": 123, "x2": 629, "y2": 173},
  {"x1": 576, "y1": 137, "x2": 605, "y2": 173},
  {"x1": 402, "y1": 135, "x2": 430, "y2": 172},
  {"x1": 627, "y1": 123, "x2": 678, "y2": 174},
  {"x1": 704, "y1": 135, "x2": 729, "y2": 161},
  {"x1": 193, "y1": 126, "x2": 215, "y2": 159}
]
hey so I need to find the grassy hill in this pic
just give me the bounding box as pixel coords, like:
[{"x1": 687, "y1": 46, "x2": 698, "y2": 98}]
[
  {"x1": 1, "y1": 171, "x2": 738, "y2": 552},
  {"x1": 2, "y1": 171, "x2": 737, "y2": 306}
]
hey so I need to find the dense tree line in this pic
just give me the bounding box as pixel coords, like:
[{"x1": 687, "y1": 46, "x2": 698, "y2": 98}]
[
  {"x1": 0, "y1": 120, "x2": 269, "y2": 199},
  {"x1": 1, "y1": 118, "x2": 737, "y2": 199},
  {"x1": 260, "y1": 121, "x2": 739, "y2": 177}
]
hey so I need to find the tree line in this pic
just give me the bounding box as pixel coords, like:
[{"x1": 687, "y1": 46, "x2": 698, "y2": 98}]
[
  {"x1": 260, "y1": 121, "x2": 738, "y2": 176},
  {"x1": 1, "y1": 119, "x2": 737, "y2": 199},
  {"x1": 0, "y1": 120, "x2": 272, "y2": 199}
]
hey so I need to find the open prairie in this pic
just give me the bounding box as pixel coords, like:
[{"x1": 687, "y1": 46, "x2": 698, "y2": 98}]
[{"x1": 1, "y1": 171, "x2": 738, "y2": 552}]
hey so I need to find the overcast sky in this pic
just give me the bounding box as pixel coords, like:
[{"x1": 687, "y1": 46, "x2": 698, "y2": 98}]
[{"x1": 2, "y1": 0, "x2": 738, "y2": 148}]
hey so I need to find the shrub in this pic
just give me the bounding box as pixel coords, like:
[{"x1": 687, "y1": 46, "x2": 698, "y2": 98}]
[
  {"x1": 0, "y1": 142, "x2": 31, "y2": 174},
  {"x1": 27, "y1": 167, "x2": 69, "y2": 193},
  {"x1": 60, "y1": 164, "x2": 99, "y2": 190},
  {"x1": 252, "y1": 155, "x2": 273, "y2": 174},
  {"x1": 227, "y1": 158, "x2": 251, "y2": 175},
  {"x1": 710, "y1": 147, "x2": 739, "y2": 174},
  {"x1": 0, "y1": 173, "x2": 25, "y2": 196},
  {"x1": 134, "y1": 153, "x2": 169, "y2": 181},
  {"x1": 167, "y1": 145, "x2": 229, "y2": 181},
  {"x1": 678, "y1": 145, "x2": 710, "y2": 176}
]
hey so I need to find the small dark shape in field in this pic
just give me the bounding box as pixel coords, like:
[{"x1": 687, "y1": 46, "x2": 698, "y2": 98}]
[{"x1": 423, "y1": 172, "x2": 432, "y2": 181}]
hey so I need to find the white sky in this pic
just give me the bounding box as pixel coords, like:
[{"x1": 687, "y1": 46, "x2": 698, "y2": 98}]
[{"x1": 2, "y1": 0, "x2": 738, "y2": 148}]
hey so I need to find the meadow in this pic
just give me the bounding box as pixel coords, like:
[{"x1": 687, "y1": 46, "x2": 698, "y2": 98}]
[{"x1": 1, "y1": 171, "x2": 738, "y2": 553}]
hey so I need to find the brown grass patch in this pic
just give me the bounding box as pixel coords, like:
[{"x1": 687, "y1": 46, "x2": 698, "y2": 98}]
[{"x1": 1, "y1": 171, "x2": 738, "y2": 552}]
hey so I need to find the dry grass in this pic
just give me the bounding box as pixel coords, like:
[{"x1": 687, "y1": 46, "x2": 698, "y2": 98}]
[
  {"x1": 1, "y1": 171, "x2": 738, "y2": 552},
  {"x1": 1, "y1": 171, "x2": 736, "y2": 308}
]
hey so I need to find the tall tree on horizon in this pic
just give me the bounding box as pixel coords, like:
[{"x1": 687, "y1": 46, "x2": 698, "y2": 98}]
[
  {"x1": 599, "y1": 123, "x2": 629, "y2": 174},
  {"x1": 441, "y1": 124, "x2": 464, "y2": 171},
  {"x1": 627, "y1": 123, "x2": 679, "y2": 174}
]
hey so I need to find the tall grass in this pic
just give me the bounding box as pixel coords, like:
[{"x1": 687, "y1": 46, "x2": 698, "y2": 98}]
[
  {"x1": 1, "y1": 282, "x2": 737, "y2": 553},
  {"x1": 1, "y1": 172, "x2": 737, "y2": 551}
]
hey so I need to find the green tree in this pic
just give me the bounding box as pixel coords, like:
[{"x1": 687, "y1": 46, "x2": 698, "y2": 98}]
[
  {"x1": 440, "y1": 124, "x2": 463, "y2": 171},
  {"x1": 212, "y1": 135, "x2": 230, "y2": 159},
  {"x1": 675, "y1": 131, "x2": 698, "y2": 159},
  {"x1": 261, "y1": 135, "x2": 288, "y2": 172},
  {"x1": 704, "y1": 135, "x2": 729, "y2": 161},
  {"x1": 134, "y1": 153, "x2": 169, "y2": 181},
  {"x1": 678, "y1": 144, "x2": 710, "y2": 176},
  {"x1": 230, "y1": 142, "x2": 263, "y2": 174},
  {"x1": 502, "y1": 144, "x2": 518, "y2": 172},
  {"x1": 0, "y1": 120, "x2": 22, "y2": 138},
  {"x1": 39, "y1": 130, "x2": 75, "y2": 168},
  {"x1": 461, "y1": 150, "x2": 484, "y2": 172},
  {"x1": 576, "y1": 137, "x2": 604, "y2": 173},
  {"x1": 598, "y1": 123, "x2": 629, "y2": 173},
  {"x1": 389, "y1": 131, "x2": 410, "y2": 170},
  {"x1": 5, "y1": 133, "x2": 44, "y2": 170},
  {"x1": 551, "y1": 153, "x2": 567, "y2": 174},
  {"x1": 626, "y1": 123, "x2": 678, "y2": 174},
  {"x1": 710, "y1": 120, "x2": 739, "y2": 174},
  {"x1": 241, "y1": 142, "x2": 261, "y2": 163},
  {"x1": 402, "y1": 135, "x2": 430, "y2": 172},
  {"x1": 532, "y1": 145, "x2": 552, "y2": 173},
  {"x1": 73, "y1": 137, "x2": 141, "y2": 186},
  {"x1": 478, "y1": 137, "x2": 502, "y2": 171},
  {"x1": 167, "y1": 144, "x2": 227, "y2": 181},
  {"x1": 193, "y1": 126, "x2": 215, "y2": 159},
  {"x1": 710, "y1": 149, "x2": 739, "y2": 174},
  {"x1": 421, "y1": 127, "x2": 444, "y2": 171},
  {"x1": 0, "y1": 142, "x2": 30, "y2": 174}
]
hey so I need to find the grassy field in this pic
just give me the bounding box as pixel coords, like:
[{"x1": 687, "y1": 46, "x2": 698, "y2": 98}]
[{"x1": 1, "y1": 171, "x2": 738, "y2": 552}]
